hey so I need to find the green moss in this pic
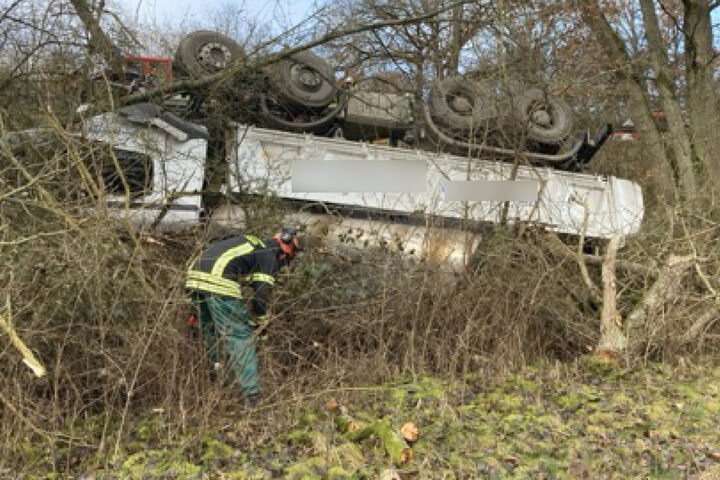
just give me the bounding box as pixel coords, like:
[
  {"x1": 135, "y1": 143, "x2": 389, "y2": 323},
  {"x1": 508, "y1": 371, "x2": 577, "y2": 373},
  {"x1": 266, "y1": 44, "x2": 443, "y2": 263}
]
[
  {"x1": 554, "y1": 391, "x2": 581, "y2": 409},
  {"x1": 685, "y1": 403, "x2": 708, "y2": 420},
  {"x1": 199, "y1": 436, "x2": 238, "y2": 466},
  {"x1": 326, "y1": 466, "x2": 355, "y2": 479},
  {"x1": 120, "y1": 449, "x2": 201, "y2": 478},
  {"x1": 287, "y1": 428, "x2": 313, "y2": 446},
  {"x1": 284, "y1": 457, "x2": 327, "y2": 480},
  {"x1": 408, "y1": 376, "x2": 446, "y2": 400},
  {"x1": 330, "y1": 443, "x2": 365, "y2": 469},
  {"x1": 489, "y1": 392, "x2": 524, "y2": 411},
  {"x1": 297, "y1": 410, "x2": 321, "y2": 427},
  {"x1": 389, "y1": 387, "x2": 408, "y2": 407},
  {"x1": 18, "y1": 361, "x2": 720, "y2": 479}
]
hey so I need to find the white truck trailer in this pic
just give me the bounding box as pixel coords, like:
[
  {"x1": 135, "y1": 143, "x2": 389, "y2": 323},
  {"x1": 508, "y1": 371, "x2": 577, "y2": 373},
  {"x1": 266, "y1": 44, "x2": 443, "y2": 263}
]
[{"x1": 78, "y1": 105, "x2": 643, "y2": 270}]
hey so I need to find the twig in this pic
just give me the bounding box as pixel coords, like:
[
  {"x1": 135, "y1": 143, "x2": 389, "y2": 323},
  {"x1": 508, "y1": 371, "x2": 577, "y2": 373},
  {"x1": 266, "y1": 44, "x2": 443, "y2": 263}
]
[
  {"x1": 546, "y1": 235, "x2": 656, "y2": 277},
  {"x1": 4, "y1": 144, "x2": 78, "y2": 228},
  {"x1": 679, "y1": 305, "x2": 719, "y2": 344},
  {"x1": 112, "y1": 288, "x2": 174, "y2": 460},
  {"x1": 0, "y1": 301, "x2": 46, "y2": 378},
  {"x1": 680, "y1": 216, "x2": 717, "y2": 297},
  {"x1": 573, "y1": 195, "x2": 600, "y2": 298},
  {"x1": 0, "y1": 228, "x2": 79, "y2": 246},
  {"x1": 0, "y1": 390, "x2": 51, "y2": 441},
  {"x1": 626, "y1": 253, "x2": 695, "y2": 340}
]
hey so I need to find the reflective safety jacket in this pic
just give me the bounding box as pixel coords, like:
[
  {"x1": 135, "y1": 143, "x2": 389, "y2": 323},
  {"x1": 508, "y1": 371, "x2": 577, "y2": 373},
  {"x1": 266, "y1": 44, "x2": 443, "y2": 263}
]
[{"x1": 185, "y1": 234, "x2": 281, "y2": 318}]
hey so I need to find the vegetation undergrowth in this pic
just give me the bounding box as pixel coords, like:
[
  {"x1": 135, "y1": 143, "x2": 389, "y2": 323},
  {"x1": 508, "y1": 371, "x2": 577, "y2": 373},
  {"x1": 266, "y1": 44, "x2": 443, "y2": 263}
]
[{"x1": 7, "y1": 358, "x2": 720, "y2": 479}]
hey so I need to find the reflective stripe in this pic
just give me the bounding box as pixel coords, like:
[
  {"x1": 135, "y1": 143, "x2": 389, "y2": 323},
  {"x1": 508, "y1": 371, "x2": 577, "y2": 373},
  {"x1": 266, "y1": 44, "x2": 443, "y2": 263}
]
[
  {"x1": 185, "y1": 236, "x2": 267, "y2": 297},
  {"x1": 210, "y1": 243, "x2": 254, "y2": 277},
  {"x1": 246, "y1": 272, "x2": 275, "y2": 285},
  {"x1": 185, "y1": 279, "x2": 241, "y2": 298},
  {"x1": 245, "y1": 235, "x2": 265, "y2": 247},
  {"x1": 185, "y1": 270, "x2": 241, "y2": 298},
  {"x1": 187, "y1": 270, "x2": 240, "y2": 290}
]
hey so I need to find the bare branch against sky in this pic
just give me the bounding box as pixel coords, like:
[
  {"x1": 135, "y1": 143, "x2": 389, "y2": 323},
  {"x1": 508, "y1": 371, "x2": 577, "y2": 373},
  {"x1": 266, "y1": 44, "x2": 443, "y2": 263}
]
[{"x1": 116, "y1": 0, "x2": 318, "y2": 31}]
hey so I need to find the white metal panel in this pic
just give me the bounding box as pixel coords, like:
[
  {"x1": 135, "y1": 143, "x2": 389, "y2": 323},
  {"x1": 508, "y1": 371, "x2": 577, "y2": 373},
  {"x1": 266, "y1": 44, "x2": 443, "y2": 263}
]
[
  {"x1": 227, "y1": 125, "x2": 644, "y2": 239},
  {"x1": 82, "y1": 113, "x2": 205, "y2": 231}
]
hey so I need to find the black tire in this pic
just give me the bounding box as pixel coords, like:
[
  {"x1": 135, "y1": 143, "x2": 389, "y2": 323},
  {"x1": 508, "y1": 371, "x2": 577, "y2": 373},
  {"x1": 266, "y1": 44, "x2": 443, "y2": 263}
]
[
  {"x1": 266, "y1": 50, "x2": 336, "y2": 110},
  {"x1": 428, "y1": 76, "x2": 499, "y2": 132},
  {"x1": 175, "y1": 30, "x2": 243, "y2": 78},
  {"x1": 513, "y1": 88, "x2": 573, "y2": 144},
  {"x1": 259, "y1": 93, "x2": 345, "y2": 135}
]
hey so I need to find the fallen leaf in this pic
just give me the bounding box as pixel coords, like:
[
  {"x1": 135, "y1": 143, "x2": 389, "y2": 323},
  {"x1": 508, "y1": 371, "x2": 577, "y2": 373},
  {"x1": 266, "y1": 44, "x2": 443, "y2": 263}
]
[
  {"x1": 400, "y1": 447, "x2": 413, "y2": 465},
  {"x1": 401, "y1": 422, "x2": 419, "y2": 442}
]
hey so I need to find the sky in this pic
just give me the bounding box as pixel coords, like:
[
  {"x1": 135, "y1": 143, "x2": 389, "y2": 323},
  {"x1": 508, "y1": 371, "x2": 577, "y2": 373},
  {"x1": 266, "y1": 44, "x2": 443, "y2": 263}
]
[{"x1": 118, "y1": 0, "x2": 319, "y2": 32}]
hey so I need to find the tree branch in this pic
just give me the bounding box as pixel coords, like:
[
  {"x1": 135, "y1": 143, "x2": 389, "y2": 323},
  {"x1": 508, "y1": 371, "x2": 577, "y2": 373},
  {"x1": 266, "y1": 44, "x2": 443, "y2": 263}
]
[
  {"x1": 67, "y1": 0, "x2": 123, "y2": 69},
  {"x1": 0, "y1": 0, "x2": 22, "y2": 24},
  {"x1": 118, "y1": 0, "x2": 474, "y2": 106}
]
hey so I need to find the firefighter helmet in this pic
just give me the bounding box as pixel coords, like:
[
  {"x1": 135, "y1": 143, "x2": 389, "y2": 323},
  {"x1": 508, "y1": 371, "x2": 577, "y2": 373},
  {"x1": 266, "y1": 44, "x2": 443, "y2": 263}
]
[{"x1": 273, "y1": 227, "x2": 299, "y2": 257}]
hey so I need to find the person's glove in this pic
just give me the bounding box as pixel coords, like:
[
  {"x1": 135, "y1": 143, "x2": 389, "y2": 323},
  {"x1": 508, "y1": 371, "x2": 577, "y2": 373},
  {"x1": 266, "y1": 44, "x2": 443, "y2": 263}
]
[{"x1": 187, "y1": 312, "x2": 200, "y2": 340}]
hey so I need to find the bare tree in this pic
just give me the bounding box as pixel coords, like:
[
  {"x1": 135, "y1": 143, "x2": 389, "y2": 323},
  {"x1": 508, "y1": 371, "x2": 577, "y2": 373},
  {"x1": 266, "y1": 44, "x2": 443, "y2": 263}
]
[{"x1": 580, "y1": 0, "x2": 720, "y2": 201}]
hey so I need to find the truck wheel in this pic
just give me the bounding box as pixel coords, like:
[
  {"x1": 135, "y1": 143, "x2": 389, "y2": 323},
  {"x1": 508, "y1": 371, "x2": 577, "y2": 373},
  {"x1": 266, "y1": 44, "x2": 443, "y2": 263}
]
[
  {"x1": 429, "y1": 76, "x2": 497, "y2": 132},
  {"x1": 175, "y1": 30, "x2": 243, "y2": 78},
  {"x1": 513, "y1": 88, "x2": 573, "y2": 144},
  {"x1": 266, "y1": 51, "x2": 336, "y2": 110}
]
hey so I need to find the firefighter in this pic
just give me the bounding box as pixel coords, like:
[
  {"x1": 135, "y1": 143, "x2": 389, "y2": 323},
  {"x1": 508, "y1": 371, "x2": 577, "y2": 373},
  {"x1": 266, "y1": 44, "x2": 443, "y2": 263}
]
[{"x1": 185, "y1": 227, "x2": 300, "y2": 404}]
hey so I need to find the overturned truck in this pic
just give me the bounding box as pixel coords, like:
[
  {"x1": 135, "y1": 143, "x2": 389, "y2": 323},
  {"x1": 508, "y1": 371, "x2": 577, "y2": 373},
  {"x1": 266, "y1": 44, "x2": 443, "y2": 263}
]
[
  {"x1": 127, "y1": 30, "x2": 612, "y2": 173},
  {"x1": 3, "y1": 30, "x2": 641, "y2": 271},
  {"x1": 70, "y1": 100, "x2": 643, "y2": 271}
]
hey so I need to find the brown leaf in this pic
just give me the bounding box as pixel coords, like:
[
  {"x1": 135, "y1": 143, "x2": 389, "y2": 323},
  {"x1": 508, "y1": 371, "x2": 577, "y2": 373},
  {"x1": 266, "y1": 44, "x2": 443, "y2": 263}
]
[
  {"x1": 401, "y1": 422, "x2": 419, "y2": 442},
  {"x1": 400, "y1": 447, "x2": 413, "y2": 465},
  {"x1": 326, "y1": 398, "x2": 339, "y2": 410}
]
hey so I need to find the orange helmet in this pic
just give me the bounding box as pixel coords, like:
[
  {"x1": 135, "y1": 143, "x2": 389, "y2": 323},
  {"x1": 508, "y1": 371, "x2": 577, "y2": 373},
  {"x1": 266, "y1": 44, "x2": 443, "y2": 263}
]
[{"x1": 273, "y1": 227, "x2": 299, "y2": 257}]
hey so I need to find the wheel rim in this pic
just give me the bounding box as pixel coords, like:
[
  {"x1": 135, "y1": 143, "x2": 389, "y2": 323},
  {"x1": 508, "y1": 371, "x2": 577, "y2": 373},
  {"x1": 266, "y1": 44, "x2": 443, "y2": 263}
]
[
  {"x1": 290, "y1": 63, "x2": 323, "y2": 92},
  {"x1": 447, "y1": 93, "x2": 474, "y2": 116},
  {"x1": 528, "y1": 102, "x2": 554, "y2": 130},
  {"x1": 196, "y1": 42, "x2": 232, "y2": 71}
]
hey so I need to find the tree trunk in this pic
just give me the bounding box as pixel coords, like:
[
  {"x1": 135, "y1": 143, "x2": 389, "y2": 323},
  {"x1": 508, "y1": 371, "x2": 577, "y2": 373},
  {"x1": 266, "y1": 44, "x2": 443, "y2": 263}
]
[
  {"x1": 679, "y1": 305, "x2": 719, "y2": 344},
  {"x1": 328, "y1": 400, "x2": 413, "y2": 465},
  {"x1": 683, "y1": 0, "x2": 720, "y2": 184},
  {"x1": 597, "y1": 235, "x2": 628, "y2": 354},
  {"x1": 580, "y1": 3, "x2": 675, "y2": 197},
  {"x1": 639, "y1": 0, "x2": 696, "y2": 200},
  {"x1": 68, "y1": 0, "x2": 123, "y2": 71}
]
